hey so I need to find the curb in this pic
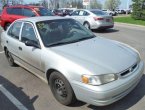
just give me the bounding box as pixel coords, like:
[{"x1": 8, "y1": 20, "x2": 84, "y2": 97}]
[{"x1": 115, "y1": 22, "x2": 145, "y2": 28}]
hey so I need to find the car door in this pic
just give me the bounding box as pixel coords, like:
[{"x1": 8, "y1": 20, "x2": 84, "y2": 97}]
[
  {"x1": 6, "y1": 21, "x2": 22, "y2": 63},
  {"x1": 18, "y1": 22, "x2": 44, "y2": 76},
  {"x1": 70, "y1": 10, "x2": 82, "y2": 23},
  {"x1": 77, "y1": 10, "x2": 86, "y2": 24}
]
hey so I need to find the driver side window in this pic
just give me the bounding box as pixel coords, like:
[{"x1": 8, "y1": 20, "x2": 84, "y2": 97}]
[{"x1": 21, "y1": 23, "x2": 38, "y2": 45}]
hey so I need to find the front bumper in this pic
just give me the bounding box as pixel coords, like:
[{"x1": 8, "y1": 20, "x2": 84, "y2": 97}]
[{"x1": 71, "y1": 61, "x2": 144, "y2": 106}]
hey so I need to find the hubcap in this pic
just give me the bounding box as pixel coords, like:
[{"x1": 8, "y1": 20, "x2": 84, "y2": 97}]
[{"x1": 54, "y1": 79, "x2": 67, "y2": 98}]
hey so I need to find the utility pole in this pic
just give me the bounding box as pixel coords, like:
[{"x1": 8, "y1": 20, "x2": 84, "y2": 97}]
[{"x1": 126, "y1": 0, "x2": 129, "y2": 14}]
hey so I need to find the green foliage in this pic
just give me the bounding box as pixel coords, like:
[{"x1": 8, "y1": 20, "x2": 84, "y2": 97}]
[
  {"x1": 114, "y1": 16, "x2": 145, "y2": 26},
  {"x1": 104, "y1": 0, "x2": 121, "y2": 10},
  {"x1": 131, "y1": 0, "x2": 145, "y2": 20},
  {"x1": 90, "y1": 0, "x2": 102, "y2": 9}
]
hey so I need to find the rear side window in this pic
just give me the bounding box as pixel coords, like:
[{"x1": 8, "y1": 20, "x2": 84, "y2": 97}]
[
  {"x1": 8, "y1": 22, "x2": 22, "y2": 40},
  {"x1": 83, "y1": 11, "x2": 90, "y2": 16},
  {"x1": 23, "y1": 8, "x2": 36, "y2": 17},
  {"x1": 7, "y1": 8, "x2": 23, "y2": 15}
]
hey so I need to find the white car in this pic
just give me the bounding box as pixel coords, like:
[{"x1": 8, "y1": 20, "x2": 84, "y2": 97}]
[
  {"x1": 1, "y1": 16, "x2": 144, "y2": 106},
  {"x1": 67, "y1": 9, "x2": 114, "y2": 30},
  {"x1": 102, "y1": 9, "x2": 117, "y2": 16}
]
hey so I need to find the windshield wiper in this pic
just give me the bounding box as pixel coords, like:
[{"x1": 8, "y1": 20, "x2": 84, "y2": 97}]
[
  {"x1": 46, "y1": 42, "x2": 68, "y2": 47},
  {"x1": 70, "y1": 35, "x2": 96, "y2": 43},
  {"x1": 46, "y1": 35, "x2": 95, "y2": 47}
]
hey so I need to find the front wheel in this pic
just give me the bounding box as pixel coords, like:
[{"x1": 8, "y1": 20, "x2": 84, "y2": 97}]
[
  {"x1": 49, "y1": 71, "x2": 76, "y2": 105},
  {"x1": 84, "y1": 22, "x2": 90, "y2": 30}
]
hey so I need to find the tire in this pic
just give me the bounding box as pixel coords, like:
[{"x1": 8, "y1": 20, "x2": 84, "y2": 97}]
[
  {"x1": 4, "y1": 23, "x2": 11, "y2": 31},
  {"x1": 84, "y1": 22, "x2": 90, "y2": 30},
  {"x1": 49, "y1": 71, "x2": 76, "y2": 105},
  {"x1": 5, "y1": 49, "x2": 15, "y2": 66}
]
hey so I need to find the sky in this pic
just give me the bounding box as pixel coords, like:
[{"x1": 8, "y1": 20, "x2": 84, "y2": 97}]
[
  {"x1": 98, "y1": 0, "x2": 132, "y2": 9},
  {"x1": 23, "y1": 0, "x2": 132, "y2": 9}
]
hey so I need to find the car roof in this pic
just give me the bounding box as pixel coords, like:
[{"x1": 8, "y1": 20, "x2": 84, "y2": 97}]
[
  {"x1": 75, "y1": 9, "x2": 102, "y2": 12},
  {"x1": 89, "y1": 9, "x2": 102, "y2": 11},
  {"x1": 17, "y1": 16, "x2": 72, "y2": 23},
  {"x1": 6, "y1": 5, "x2": 44, "y2": 9}
]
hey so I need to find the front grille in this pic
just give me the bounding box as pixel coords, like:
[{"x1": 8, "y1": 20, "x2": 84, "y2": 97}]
[{"x1": 120, "y1": 63, "x2": 138, "y2": 77}]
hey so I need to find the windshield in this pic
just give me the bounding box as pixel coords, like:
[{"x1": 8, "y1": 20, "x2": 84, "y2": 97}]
[
  {"x1": 36, "y1": 19, "x2": 95, "y2": 47},
  {"x1": 91, "y1": 10, "x2": 108, "y2": 15},
  {"x1": 35, "y1": 7, "x2": 54, "y2": 16}
]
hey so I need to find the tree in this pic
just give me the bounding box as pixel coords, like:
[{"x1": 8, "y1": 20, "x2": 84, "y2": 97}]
[
  {"x1": 90, "y1": 0, "x2": 102, "y2": 9},
  {"x1": 77, "y1": 0, "x2": 83, "y2": 8},
  {"x1": 104, "y1": 0, "x2": 121, "y2": 10},
  {"x1": 131, "y1": 0, "x2": 145, "y2": 20}
]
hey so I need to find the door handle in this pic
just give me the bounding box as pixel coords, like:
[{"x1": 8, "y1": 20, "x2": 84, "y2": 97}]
[{"x1": 18, "y1": 47, "x2": 22, "y2": 51}]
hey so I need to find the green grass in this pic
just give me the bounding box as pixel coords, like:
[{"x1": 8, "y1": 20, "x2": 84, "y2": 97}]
[{"x1": 114, "y1": 16, "x2": 145, "y2": 26}]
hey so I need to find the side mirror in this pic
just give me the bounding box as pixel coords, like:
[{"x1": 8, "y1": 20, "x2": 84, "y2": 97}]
[{"x1": 25, "y1": 40, "x2": 40, "y2": 48}]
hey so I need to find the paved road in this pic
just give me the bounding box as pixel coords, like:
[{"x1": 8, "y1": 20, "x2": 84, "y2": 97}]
[{"x1": 0, "y1": 24, "x2": 145, "y2": 110}]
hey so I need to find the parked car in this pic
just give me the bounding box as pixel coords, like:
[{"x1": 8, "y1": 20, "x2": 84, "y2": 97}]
[
  {"x1": 1, "y1": 17, "x2": 144, "y2": 106},
  {"x1": 52, "y1": 9, "x2": 74, "y2": 16},
  {"x1": 59, "y1": 8, "x2": 77, "y2": 16},
  {"x1": 116, "y1": 9, "x2": 126, "y2": 14},
  {"x1": 0, "y1": 5, "x2": 54, "y2": 30},
  {"x1": 52, "y1": 9, "x2": 64, "y2": 16},
  {"x1": 102, "y1": 9, "x2": 117, "y2": 16},
  {"x1": 67, "y1": 9, "x2": 114, "y2": 30}
]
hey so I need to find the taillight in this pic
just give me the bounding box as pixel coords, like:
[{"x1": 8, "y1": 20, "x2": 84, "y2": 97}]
[{"x1": 94, "y1": 17, "x2": 104, "y2": 21}]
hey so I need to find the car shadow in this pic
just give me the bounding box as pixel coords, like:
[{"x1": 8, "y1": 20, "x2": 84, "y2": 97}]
[
  {"x1": 87, "y1": 74, "x2": 145, "y2": 110},
  {"x1": 69, "y1": 101, "x2": 86, "y2": 107},
  {"x1": 92, "y1": 28, "x2": 119, "y2": 34},
  {"x1": 0, "y1": 75, "x2": 38, "y2": 110}
]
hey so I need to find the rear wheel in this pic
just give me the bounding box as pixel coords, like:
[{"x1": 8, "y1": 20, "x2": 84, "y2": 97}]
[
  {"x1": 49, "y1": 71, "x2": 76, "y2": 105},
  {"x1": 5, "y1": 49, "x2": 15, "y2": 66},
  {"x1": 84, "y1": 22, "x2": 90, "y2": 30}
]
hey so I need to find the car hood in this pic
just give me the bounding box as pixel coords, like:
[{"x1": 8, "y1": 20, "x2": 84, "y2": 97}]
[{"x1": 49, "y1": 37, "x2": 139, "y2": 74}]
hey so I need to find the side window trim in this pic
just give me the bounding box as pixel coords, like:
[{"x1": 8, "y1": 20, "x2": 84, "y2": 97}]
[
  {"x1": 20, "y1": 22, "x2": 41, "y2": 48},
  {"x1": 7, "y1": 21, "x2": 22, "y2": 41},
  {"x1": 19, "y1": 22, "x2": 24, "y2": 41}
]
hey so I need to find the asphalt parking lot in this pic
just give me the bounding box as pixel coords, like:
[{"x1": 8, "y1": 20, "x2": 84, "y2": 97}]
[{"x1": 0, "y1": 23, "x2": 145, "y2": 110}]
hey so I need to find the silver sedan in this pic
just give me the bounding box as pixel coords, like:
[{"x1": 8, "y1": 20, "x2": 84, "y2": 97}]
[
  {"x1": 67, "y1": 9, "x2": 114, "y2": 30},
  {"x1": 1, "y1": 17, "x2": 144, "y2": 106}
]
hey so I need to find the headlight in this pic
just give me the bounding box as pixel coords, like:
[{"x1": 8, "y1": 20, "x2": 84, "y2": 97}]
[{"x1": 82, "y1": 74, "x2": 118, "y2": 86}]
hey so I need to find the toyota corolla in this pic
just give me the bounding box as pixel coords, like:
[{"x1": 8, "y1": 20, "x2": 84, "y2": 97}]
[{"x1": 1, "y1": 17, "x2": 144, "y2": 106}]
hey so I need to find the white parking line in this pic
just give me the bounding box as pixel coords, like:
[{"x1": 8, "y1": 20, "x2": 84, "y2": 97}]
[
  {"x1": 0, "y1": 51, "x2": 4, "y2": 54},
  {"x1": 0, "y1": 85, "x2": 28, "y2": 110}
]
